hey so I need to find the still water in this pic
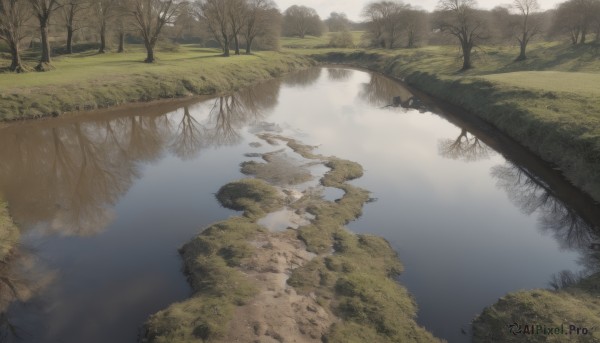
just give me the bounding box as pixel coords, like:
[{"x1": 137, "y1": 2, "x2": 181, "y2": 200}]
[{"x1": 1, "y1": 68, "x2": 599, "y2": 343}]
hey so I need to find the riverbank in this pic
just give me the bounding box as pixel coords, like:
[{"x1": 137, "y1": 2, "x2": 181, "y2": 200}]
[
  {"x1": 306, "y1": 43, "x2": 600, "y2": 203},
  {"x1": 0, "y1": 47, "x2": 314, "y2": 121},
  {"x1": 472, "y1": 272, "x2": 600, "y2": 342},
  {"x1": 141, "y1": 134, "x2": 441, "y2": 343},
  {"x1": 0, "y1": 199, "x2": 18, "y2": 262}
]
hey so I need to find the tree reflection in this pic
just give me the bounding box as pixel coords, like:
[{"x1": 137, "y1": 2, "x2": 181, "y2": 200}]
[
  {"x1": 438, "y1": 128, "x2": 493, "y2": 162},
  {"x1": 282, "y1": 68, "x2": 322, "y2": 87},
  {"x1": 327, "y1": 68, "x2": 352, "y2": 82},
  {"x1": 170, "y1": 107, "x2": 207, "y2": 160},
  {"x1": 491, "y1": 162, "x2": 600, "y2": 250},
  {"x1": 0, "y1": 247, "x2": 54, "y2": 341},
  {"x1": 359, "y1": 73, "x2": 414, "y2": 108},
  {"x1": 0, "y1": 79, "x2": 281, "y2": 238}
]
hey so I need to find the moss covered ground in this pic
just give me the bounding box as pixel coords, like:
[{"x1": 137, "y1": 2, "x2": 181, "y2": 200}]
[
  {"x1": 141, "y1": 136, "x2": 441, "y2": 342},
  {"x1": 0, "y1": 198, "x2": 18, "y2": 262},
  {"x1": 472, "y1": 273, "x2": 600, "y2": 342}
]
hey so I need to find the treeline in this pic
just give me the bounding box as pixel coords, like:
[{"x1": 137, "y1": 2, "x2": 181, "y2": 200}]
[
  {"x1": 360, "y1": 0, "x2": 600, "y2": 69},
  {"x1": 1, "y1": 0, "x2": 600, "y2": 73},
  {"x1": 0, "y1": 0, "x2": 283, "y2": 72}
]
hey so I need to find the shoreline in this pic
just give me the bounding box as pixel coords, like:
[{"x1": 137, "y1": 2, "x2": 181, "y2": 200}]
[
  {"x1": 0, "y1": 51, "x2": 315, "y2": 122},
  {"x1": 309, "y1": 51, "x2": 600, "y2": 204}
]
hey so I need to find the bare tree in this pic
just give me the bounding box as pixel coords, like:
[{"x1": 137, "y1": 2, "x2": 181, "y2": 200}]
[
  {"x1": 362, "y1": 1, "x2": 408, "y2": 49},
  {"x1": 227, "y1": 0, "x2": 246, "y2": 55},
  {"x1": 553, "y1": 0, "x2": 600, "y2": 44},
  {"x1": 197, "y1": 0, "x2": 234, "y2": 56},
  {"x1": 402, "y1": 8, "x2": 429, "y2": 48},
  {"x1": 282, "y1": 5, "x2": 322, "y2": 38},
  {"x1": 61, "y1": 0, "x2": 87, "y2": 54},
  {"x1": 513, "y1": 0, "x2": 541, "y2": 60},
  {"x1": 242, "y1": 0, "x2": 277, "y2": 54},
  {"x1": 94, "y1": 0, "x2": 119, "y2": 53},
  {"x1": 129, "y1": 0, "x2": 182, "y2": 62},
  {"x1": 0, "y1": 0, "x2": 30, "y2": 72},
  {"x1": 435, "y1": 0, "x2": 487, "y2": 70},
  {"x1": 28, "y1": 0, "x2": 61, "y2": 70},
  {"x1": 325, "y1": 12, "x2": 351, "y2": 32}
]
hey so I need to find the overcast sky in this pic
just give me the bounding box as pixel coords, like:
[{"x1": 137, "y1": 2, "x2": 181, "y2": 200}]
[{"x1": 274, "y1": 0, "x2": 563, "y2": 21}]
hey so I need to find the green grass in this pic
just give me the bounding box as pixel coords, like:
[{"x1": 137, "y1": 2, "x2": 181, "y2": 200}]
[
  {"x1": 142, "y1": 180, "x2": 284, "y2": 342},
  {"x1": 480, "y1": 71, "x2": 600, "y2": 96},
  {"x1": 0, "y1": 198, "x2": 18, "y2": 262},
  {"x1": 280, "y1": 31, "x2": 366, "y2": 49},
  {"x1": 472, "y1": 273, "x2": 600, "y2": 342},
  {"x1": 142, "y1": 135, "x2": 441, "y2": 342},
  {"x1": 0, "y1": 45, "x2": 314, "y2": 120}
]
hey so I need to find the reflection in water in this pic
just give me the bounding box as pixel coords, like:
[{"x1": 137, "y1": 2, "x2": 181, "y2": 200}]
[
  {"x1": 0, "y1": 248, "x2": 54, "y2": 341},
  {"x1": 0, "y1": 85, "x2": 279, "y2": 238},
  {"x1": 327, "y1": 68, "x2": 352, "y2": 82},
  {"x1": 491, "y1": 162, "x2": 600, "y2": 250},
  {"x1": 359, "y1": 73, "x2": 414, "y2": 108},
  {"x1": 491, "y1": 161, "x2": 600, "y2": 287},
  {"x1": 281, "y1": 68, "x2": 322, "y2": 87},
  {"x1": 438, "y1": 128, "x2": 493, "y2": 162}
]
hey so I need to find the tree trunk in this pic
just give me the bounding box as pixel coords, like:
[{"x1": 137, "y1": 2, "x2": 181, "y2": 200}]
[
  {"x1": 9, "y1": 43, "x2": 24, "y2": 73},
  {"x1": 118, "y1": 32, "x2": 125, "y2": 53},
  {"x1": 39, "y1": 20, "x2": 51, "y2": 63},
  {"x1": 407, "y1": 31, "x2": 414, "y2": 48},
  {"x1": 66, "y1": 26, "x2": 74, "y2": 54},
  {"x1": 234, "y1": 34, "x2": 240, "y2": 55},
  {"x1": 99, "y1": 25, "x2": 106, "y2": 53},
  {"x1": 145, "y1": 43, "x2": 155, "y2": 63},
  {"x1": 580, "y1": 29, "x2": 587, "y2": 44},
  {"x1": 245, "y1": 37, "x2": 253, "y2": 54},
  {"x1": 223, "y1": 37, "x2": 230, "y2": 57},
  {"x1": 516, "y1": 37, "x2": 527, "y2": 61},
  {"x1": 461, "y1": 41, "x2": 472, "y2": 70}
]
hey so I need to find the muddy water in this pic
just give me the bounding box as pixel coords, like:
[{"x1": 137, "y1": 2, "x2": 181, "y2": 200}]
[{"x1": 1, "y1": 68, "x2": 599, "y2": 343}]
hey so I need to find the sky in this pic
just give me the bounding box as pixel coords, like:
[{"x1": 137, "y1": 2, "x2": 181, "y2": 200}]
[{"x1": 274, "y1": 0, "x2": 564, "y2": 21}]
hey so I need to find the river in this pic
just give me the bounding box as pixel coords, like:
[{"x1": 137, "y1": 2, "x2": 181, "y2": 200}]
[{"x1": 1, "y1": 67, "x2": 598, "y2": 343}]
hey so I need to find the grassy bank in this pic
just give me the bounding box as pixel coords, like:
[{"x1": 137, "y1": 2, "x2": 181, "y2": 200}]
[
  {"x1": 0, "y1": 45, "x2": 314, "y2": 121},
  {"x1": 0, "y1": 198, "x2": 18, "y2": 262},
  {"x1": 305, "y1": 42, "x2": 600, "y2": 202},
  {"x1": 141, "y1": 135, "x2": 440, "y2": 343},
  {"x1": 472, "y1": 273, "x2": 600, "y2": 342}
]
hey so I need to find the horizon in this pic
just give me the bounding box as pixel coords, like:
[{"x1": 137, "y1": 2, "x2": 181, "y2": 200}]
[{"x1": 274, "y1": 0, "x2": 564, "y2": 21}]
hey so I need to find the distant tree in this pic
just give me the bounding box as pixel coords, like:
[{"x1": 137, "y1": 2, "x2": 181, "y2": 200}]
[
  {"x1": 282, "y1": 5, "x2": 322, "y2": 38},
  {"x1": 362, "y1": 1, "x2": 408, "y2": 49},
  {"x1": 243, "y1": 0, "x2": 279, "y2": 53},
  {"x1": 115, "y1": 0, "x2": 132, "y2": 53},
  {"x1": 513, "y1": 0, "x2": 542, "y2": 60},
  {"x1": 434, "y1": 0, "x2": 487, "y2": 70},
  {"x1": 28, "y1": 0, "x2": 61, "y2": 70},
  {"x1": 401, "y1": 8, "x2": 429, "y2": 48},
  {"x1": 553, "y1": 0, "x2": 600, "y2": 44},
  {"x1": 325, "y1": 12, "x2": 351, "y2": 32},
  {"x1": 129, "y1": 0, "x2": 183, "y2": 62},
  {"x1": 61, "y1": 0, "x2": 88, "y2": 54},
  {"x1": 197, "y1": 0, "x2": 234, "y2": 56},
  {"x1": 227, "y1": 0, "x2": 246, "y2": 55},
  {"x1": 94, "y1": 0, "x2": 119, "y2": 53},
  {"x1": 0, "y1": 0, "x2": 30, "y2": 72}
]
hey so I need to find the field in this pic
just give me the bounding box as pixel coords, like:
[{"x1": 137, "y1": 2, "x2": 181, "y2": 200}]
[{"x1": 0, "y1": 45, "x2": 313, "y2": 120}]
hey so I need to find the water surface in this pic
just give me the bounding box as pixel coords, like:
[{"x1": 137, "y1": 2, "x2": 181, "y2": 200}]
[{"x1": 1, "y1": 68, "x2": 599, "y2": 343}]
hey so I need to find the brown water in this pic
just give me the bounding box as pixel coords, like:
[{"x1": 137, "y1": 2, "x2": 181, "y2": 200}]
[{"x1": 1, "y1": 68, "x2": 599, "y2": 343}]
